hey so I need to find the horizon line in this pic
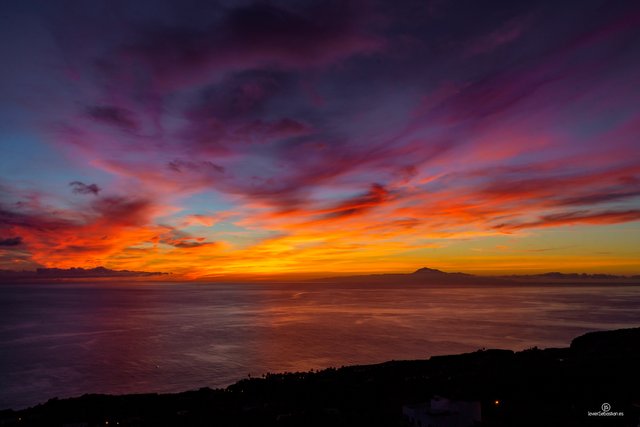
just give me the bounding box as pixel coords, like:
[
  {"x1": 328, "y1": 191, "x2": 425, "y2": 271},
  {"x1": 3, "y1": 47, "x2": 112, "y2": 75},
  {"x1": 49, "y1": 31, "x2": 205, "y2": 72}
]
[{"x1": 2, "y1": 265, "x2": 640, "y2": 283}]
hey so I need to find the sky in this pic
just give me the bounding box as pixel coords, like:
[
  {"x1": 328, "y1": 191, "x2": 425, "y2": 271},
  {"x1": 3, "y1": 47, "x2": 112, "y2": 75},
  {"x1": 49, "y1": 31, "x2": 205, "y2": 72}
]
[{"x1": 0, "y1": 0, "x2": 639, "y2": 279}]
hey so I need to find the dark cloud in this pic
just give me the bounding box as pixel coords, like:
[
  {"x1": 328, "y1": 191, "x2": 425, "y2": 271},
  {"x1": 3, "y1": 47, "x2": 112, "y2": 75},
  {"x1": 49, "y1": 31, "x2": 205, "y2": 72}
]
[
  {"x1": 171, "y1": 241, "x2": 214, "y2": 249},
  {"x1": 158, "y1": 228, "x2": 215, "y2": 249},
  {"x1": 122, "y1": 1, "x2": 384, "y2": 90},
  {"x1": 465, "y1": 15, "x2": 530, "y2": 56},
  {"x1": 474, "y1": 164, "x2": 640, "y2": 206},
  {"x1": 85, "y1": 105, "x2": 139, "y2": 132},
  {"x1": 436, "y1": 72, "x2": 557, "y2": 124},
  {"x1": 236, "y1": 118, "x2": 311, "y2": 142},
  {"x1": 0, "y1": 236, "x2": 22, "y2": 246},
  {"x1": 0, "y1": 206, "x2": 73, "y2": 231},
  {"x1": 1, "y1": 195, "x2": 153, "y2": 233},
  {"x1": 167, "y1": 160, "x2": 225, "y2": 174},
  {"x1": 556, "y1": 190, "x2": 640, "y2": 206},
  {"x1": 70, "y1": 181, "x2": 101, "y2": 196},
  {"x1": 189, "y1": 71, "x2": 287, "y2": 121},
  {"x1": 494, "y1": 209, "x2": 640, "y2": 230},
  {"x1": 322, "y1": 183, "x2": 391, "y2": 219},
  {"x1": 91, "y1": 196, "x2": 154, "y2": 227}
]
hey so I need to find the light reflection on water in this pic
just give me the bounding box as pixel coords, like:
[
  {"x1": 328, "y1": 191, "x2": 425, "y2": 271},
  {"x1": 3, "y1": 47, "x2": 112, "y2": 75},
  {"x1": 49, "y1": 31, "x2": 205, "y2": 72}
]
[{"x1": 1, "y1": 282, "x2": 639, "y2": 409}]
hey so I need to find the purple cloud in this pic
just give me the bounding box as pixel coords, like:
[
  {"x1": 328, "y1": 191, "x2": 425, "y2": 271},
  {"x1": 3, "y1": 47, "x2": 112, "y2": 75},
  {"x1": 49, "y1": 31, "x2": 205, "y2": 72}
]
[{"x1": 70, "y1": 181, "x2": 101, "y2": 196}]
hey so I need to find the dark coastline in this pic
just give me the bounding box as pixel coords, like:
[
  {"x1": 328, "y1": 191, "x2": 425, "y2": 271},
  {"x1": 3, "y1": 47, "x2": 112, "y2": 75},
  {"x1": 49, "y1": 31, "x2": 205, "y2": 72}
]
[{"x1": 1, "y1": 328, "x2": 639, "y2": 427}]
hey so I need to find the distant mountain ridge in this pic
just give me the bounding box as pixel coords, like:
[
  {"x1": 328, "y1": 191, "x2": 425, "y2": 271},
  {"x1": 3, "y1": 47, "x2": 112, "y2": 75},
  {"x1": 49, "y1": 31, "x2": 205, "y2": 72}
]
[
  {"x1": 501, "y1": 271, "x2": 640, "y2": 282},
  {"x1": 0, "y1": 266, "x2": 637, "y2": 284},
  {"x1": 311, "y1": 267, "x2": 499, "y2": 285},
  {"x1": 0, "y1": 266, "x2": 167, "y2": 282},
  {"x1": 312, "y1": 267, "x2": 640, "y2": 285}
]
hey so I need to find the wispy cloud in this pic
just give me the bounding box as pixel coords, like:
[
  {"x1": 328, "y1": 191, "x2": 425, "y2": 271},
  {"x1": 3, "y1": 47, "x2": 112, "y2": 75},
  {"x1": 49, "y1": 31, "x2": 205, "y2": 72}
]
[{"x1": 1, "y1": 0, "x2": 639, "y2": 275}]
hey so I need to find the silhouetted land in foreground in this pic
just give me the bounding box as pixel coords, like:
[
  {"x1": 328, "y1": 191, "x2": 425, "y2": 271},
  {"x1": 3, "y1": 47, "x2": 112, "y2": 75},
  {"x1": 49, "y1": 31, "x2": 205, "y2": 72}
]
[{"x1": 1, "y1": 328, "x2": 639, "y2": 426}]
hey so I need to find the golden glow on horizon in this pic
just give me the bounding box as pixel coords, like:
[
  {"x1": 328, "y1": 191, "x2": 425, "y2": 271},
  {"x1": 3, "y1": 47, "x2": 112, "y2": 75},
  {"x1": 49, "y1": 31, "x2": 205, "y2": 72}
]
[
  {"x1": 10, "y1": 201, "x2": 638, "y2": 279},
  {"x1": 89, "y1": 222, "x2": 640, "y2": 278}
]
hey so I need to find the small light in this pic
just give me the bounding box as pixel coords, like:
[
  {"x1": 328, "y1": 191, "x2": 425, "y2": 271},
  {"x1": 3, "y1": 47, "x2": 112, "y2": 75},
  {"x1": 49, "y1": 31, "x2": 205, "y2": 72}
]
[{"x1": 494, "y1": 400, "x2": 500, "y2": 406}]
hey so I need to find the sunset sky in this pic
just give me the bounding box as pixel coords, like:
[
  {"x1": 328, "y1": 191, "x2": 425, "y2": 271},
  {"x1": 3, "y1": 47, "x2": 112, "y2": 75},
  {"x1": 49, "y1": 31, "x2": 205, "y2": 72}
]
[{"x1": 1, "y1": 0, "x2": 639, "y2": 278}]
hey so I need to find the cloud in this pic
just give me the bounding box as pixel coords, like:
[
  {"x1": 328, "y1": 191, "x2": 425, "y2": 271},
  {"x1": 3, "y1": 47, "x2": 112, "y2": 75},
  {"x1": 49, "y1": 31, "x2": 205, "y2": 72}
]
[
  {"x1": 90, "y1": 196, "x2": 155, "y2": 226},
  {"x1": 167, "y1": 160, "x2": 225, "y2": 174},
  {"x1": 0, "y1": 236, "x2": 22, "y2": 246},
  {"x1": 182, "y1": 214, "x2": 220, "y2": 227},
  {"x1": 473, "y1": 163, "x2": 640, "y2": 207},
  {"x1": 465, "y1": 16, "x2": 530, "y2": 56},
  {"x1": 0, "y1": 192, "x2": 167, "y2": 268},
  {"x1": 494, "y1": 209, "x2": 640, "y2": 231},
  {"x1": 186, "y1": 70, "x2": 288, "y2": 121},
  {"x1": 157, "y1": 228, "x2": 216, "y2": 249},
  {"x1": 235, "y1": 118, "x2": 312, "y2": 142},
  {"x1": 85, "y1": 105, "x2": 139, "y2": 132},
  {"x1": 0, "y1": 206, "x2": 73, "y2": 231},
  {"x1": 320, "y1": 183, "x2": 391, "y2": 219},
  {"x1": 120, "y1": 1, "x2": 385, "y2": 90},
  {"x1": 2, "y1": 0, "x2": 640, "y2": 275},
  {"x1": 69, "y1": 181, "x2": 101, "y2": 196},
  {"x1": 556, "y1": 190, "x2": 640, "y2": 206}
]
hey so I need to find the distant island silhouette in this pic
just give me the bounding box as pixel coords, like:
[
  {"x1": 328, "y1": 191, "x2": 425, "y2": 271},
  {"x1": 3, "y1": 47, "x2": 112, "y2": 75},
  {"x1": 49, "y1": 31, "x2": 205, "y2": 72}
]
[
  {"x1": 312, "y1": 267, "x2": 640, "y2": 285},
  {"x1": 1, "y1": 266, "x2": 639, "y2": 284},
  {"x1": 0, "y1": 266, "x2": 168, "y2": 282}
]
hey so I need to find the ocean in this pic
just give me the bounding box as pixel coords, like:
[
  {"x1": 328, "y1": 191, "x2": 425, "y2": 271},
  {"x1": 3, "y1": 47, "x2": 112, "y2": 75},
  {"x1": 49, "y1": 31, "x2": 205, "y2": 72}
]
[{"x1": 1, "y1": 281, "x2": 639, "y2": 410}]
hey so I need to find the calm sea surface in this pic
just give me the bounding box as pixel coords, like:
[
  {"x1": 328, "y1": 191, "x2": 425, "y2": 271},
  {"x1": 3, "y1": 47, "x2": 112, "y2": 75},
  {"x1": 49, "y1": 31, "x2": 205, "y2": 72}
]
[{"x1": 1, "y1": 282, "x2": 639, "y2": 409}]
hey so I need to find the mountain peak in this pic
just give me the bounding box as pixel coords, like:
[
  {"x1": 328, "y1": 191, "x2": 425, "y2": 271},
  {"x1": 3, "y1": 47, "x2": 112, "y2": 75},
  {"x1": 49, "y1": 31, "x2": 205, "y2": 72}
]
[{"x1": 412, "y1": 267, "x2": 446, "y2": 275}]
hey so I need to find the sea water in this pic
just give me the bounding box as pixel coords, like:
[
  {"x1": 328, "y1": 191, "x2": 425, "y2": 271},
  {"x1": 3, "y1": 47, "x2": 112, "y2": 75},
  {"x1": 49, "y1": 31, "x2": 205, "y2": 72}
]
[{"x1": 1, "y1": 282, "x2": 639, "y2": 409}]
